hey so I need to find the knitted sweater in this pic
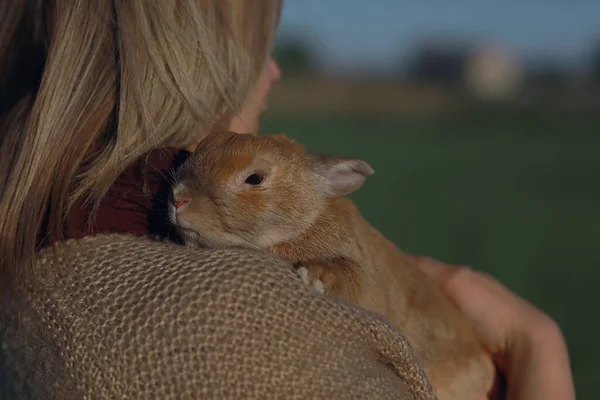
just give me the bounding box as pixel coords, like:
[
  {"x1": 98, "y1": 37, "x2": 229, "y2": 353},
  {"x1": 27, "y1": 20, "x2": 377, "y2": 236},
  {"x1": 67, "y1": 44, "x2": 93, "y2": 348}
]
[{"x1": 0, "y1": 234, "x2": 437, "y2": 399}]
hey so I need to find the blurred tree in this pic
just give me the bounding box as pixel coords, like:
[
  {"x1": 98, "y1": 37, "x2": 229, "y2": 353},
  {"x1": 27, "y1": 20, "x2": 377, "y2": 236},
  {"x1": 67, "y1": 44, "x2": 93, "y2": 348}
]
[
  {"x1": 273, "y1": 34, "x2": 318, "y2": 77},
  {"x1": 406, "y1": 46, "x2": 467, "y2": 85},
  {"x1": 590, "y1": 40, "x2": 600, "y2": 85},
  {"x1": 525, "y1": 64, "x2": 571, "y2": 91}
]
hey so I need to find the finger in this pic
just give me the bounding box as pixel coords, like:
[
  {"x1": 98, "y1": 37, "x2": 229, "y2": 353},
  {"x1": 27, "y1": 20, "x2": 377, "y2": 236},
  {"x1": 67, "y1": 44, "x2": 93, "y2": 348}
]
[{"x1": 405, "y1": 253, "x2": 470, "y2": 286}]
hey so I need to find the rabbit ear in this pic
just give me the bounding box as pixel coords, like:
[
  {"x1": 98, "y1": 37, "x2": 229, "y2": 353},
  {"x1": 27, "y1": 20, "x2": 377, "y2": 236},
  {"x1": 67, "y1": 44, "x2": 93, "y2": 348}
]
[
  {"x1": 264, "y1": 134, "x2": 306, "y2": 151},
  {"x1": 311, "y1": 154, "x2": 374, "y2": 197},
  {"x1": 265, "y1": 134, "x2": 294, "y2": 144}
]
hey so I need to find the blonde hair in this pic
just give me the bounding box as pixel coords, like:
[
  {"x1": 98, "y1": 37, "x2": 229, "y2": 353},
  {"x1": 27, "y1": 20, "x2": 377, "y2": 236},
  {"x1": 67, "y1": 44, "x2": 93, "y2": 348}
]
[{"x1": 0, "y1": 0, "x2": 282, "y2": 290}]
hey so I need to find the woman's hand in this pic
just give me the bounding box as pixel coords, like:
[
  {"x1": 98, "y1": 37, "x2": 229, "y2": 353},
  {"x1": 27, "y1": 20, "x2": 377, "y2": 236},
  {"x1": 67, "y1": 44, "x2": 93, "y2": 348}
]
[{"x1": 404, "y1": 254, "x2": 576, "y2": 400}]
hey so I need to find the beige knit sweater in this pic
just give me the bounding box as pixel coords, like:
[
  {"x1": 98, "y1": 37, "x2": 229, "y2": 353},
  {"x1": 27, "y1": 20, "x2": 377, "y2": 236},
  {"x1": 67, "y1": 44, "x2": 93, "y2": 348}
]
[{"x1": 0, "y1": 234, "x2": 437, "y2": 399}]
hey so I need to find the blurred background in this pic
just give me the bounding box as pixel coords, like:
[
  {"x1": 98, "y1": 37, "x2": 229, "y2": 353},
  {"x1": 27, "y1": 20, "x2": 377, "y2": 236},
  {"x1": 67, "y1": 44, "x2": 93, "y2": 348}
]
[{"x1": 261, "y1": 1, "x2": 600, "y2": 398}]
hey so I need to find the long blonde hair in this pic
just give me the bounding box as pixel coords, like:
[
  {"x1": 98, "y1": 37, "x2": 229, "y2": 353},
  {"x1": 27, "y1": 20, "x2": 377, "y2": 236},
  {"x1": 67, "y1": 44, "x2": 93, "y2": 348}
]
[{"x1": 0, "y1": 0, "x2": 282, "y2": 290}]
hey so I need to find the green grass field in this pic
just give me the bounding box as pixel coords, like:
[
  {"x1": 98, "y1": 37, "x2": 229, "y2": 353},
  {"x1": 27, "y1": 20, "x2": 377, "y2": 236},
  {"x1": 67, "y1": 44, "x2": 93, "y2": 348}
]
[{"x1": 262, "y1": 108, "x2": 600, "y2": 399}]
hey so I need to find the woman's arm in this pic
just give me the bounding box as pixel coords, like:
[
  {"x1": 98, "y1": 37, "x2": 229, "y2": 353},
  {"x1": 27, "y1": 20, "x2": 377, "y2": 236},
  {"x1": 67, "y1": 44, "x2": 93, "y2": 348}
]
[{"x1": 405, "y1": 254, "x2": 575, "y2": 400}]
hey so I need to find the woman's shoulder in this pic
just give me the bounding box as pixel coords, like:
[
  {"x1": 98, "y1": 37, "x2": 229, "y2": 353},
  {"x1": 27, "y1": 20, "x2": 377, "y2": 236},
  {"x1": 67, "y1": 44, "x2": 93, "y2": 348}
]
[
  {"x1": 37, "y1": 233, "x2": 292, "y2": 285},
  {"x1": 33, "y1": 233, "x2": 307, "y2": 315},
  {"x1": 2, "y1": 234, "x2": 434, "y2": 399}
]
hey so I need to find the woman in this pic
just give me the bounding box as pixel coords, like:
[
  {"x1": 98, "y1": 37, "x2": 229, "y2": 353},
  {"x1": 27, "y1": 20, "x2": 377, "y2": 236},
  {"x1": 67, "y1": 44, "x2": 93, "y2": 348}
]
[{"x1": 0, "y1": 1, "x2": 574, "y2": 399}]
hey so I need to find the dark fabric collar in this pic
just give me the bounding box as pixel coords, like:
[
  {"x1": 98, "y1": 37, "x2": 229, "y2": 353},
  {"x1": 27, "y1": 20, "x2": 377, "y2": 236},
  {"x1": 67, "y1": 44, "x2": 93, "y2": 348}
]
[{"x1": 62, "y1": 148, "x2": 190, "y2": 241}]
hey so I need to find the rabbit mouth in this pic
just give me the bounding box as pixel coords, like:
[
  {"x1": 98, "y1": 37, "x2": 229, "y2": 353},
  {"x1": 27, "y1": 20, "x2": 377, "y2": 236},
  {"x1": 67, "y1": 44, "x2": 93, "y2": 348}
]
[
  {"x1": 168, "y1": 203, "x2": 178, "y2": 225},
  {"x1": 178, "y1": 226, "x2": 261, "y2": 251},
  {"x1": 179, "y1": 228, "x2": 210, "y2": 248},
  {"x1": 173, "y1": 219, "x2": 203, "y2": 245}
]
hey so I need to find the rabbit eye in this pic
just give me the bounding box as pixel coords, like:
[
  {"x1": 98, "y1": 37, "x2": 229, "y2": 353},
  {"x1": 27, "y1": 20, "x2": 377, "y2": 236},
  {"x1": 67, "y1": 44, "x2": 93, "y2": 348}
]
[{"x1": 244, "y1": 173, "x2": 264, "y2": 185}]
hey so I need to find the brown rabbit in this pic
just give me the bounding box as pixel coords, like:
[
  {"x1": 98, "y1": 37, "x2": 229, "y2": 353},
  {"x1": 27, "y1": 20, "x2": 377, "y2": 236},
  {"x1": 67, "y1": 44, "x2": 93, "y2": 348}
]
[{"x1": 169, "y1": 131, "x2": 495, "y2": 400}]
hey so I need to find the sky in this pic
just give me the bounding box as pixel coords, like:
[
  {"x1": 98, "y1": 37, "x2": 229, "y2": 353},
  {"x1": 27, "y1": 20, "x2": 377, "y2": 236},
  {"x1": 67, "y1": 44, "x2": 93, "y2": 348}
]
[{"x1": 278, "y1": 0, "x2": 600, "y2": 74}]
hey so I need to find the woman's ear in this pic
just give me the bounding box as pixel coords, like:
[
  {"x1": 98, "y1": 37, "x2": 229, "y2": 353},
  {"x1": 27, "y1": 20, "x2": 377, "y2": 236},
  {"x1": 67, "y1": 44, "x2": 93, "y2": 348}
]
[{"x1": 311, "y1": 154, "x2": 375, "y2": 197}]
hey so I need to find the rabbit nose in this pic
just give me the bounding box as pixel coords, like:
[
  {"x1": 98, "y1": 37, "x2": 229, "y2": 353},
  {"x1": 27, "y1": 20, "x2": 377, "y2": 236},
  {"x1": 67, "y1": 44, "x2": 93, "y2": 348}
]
[{"x1": 174, "y1": 197, "x2": 191, "y2": 210}]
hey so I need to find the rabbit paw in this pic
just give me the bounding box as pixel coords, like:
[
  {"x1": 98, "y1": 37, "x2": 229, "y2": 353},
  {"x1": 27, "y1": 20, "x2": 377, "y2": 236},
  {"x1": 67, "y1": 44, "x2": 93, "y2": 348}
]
[
  {"x1": 296, "y1": 265, "x2": 327, "y2": 294},
  {"x1": 295, "y1": 261, "x2": 339, "y2": 295}
]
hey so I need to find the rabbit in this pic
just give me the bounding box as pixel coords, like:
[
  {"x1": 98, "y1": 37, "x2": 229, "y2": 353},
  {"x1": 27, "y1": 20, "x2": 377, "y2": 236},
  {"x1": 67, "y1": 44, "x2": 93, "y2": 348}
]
[{"x1": 169, "y1": 131, "x2": 495, "y2": 400}]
